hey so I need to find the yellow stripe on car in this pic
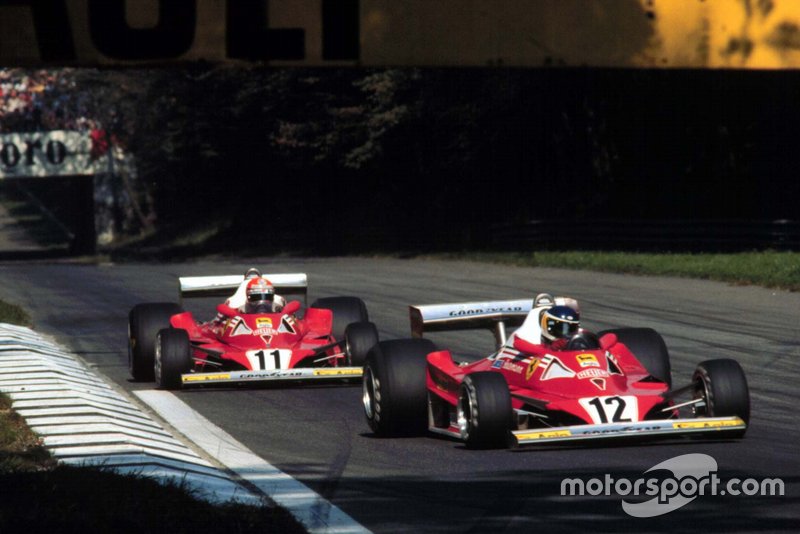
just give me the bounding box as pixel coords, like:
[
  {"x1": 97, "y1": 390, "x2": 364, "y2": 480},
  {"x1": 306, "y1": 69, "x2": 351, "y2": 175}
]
[
  {"x1": 673, "y1": 418, "x2": 745, "y2": 429},
  {"x1": 514, "y1": 429, "x2": 572, "y2": 440},
  {"x1": 183, "y1": 373, "x2": 232, "y2": 382},
  {"x1": 313, "y1": 368, "x2": 364, "y2": 377}
]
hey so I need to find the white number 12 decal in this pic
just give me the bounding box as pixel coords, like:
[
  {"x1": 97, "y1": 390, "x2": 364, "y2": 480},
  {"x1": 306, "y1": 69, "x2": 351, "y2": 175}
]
[{"x1": 579, "y1": 396, "x2": 639, "y2": 424}]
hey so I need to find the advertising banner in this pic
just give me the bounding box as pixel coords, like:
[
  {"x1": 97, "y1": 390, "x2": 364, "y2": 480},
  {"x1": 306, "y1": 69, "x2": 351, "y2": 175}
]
[
  {"x1": 1, "y1": 0, "x2": 800, "y2": 68},
  {"x1": 0, "y1": 130, "x2": 106, "y2": 178}
]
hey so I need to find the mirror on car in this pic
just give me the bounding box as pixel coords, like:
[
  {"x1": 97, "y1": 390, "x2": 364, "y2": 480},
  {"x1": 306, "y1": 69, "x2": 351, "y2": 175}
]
[{"x1": 283, "y1": 300, "x2": 301, "y2": 315}]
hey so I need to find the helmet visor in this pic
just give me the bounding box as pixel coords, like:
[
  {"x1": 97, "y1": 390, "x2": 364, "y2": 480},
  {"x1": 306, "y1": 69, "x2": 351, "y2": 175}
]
[
  {"x1": 247, "y1": 292, "x2": 274, "y2": 303},
  {"x1": 546, "y1": 318, "x2": 579, "y2": 339}
]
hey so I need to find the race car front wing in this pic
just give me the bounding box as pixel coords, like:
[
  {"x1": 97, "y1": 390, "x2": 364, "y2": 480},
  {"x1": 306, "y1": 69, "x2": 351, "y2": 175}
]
[
  {"x1": 180, "y1": 366, "x2": 363, "y2": 387},
  {"x1": 512, "y1": 416, "x2": 746, "y2": 447}
]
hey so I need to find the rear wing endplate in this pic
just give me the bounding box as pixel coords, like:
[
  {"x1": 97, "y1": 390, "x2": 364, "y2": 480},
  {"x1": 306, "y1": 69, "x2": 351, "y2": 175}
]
[{"x1": 178, "y1": 273, "x2": 308, "y2": 303}]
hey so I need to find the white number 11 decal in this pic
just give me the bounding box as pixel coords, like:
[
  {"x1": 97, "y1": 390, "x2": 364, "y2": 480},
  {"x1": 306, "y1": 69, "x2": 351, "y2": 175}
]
[{"x1": 247, "y1": 349, "x2": 286, "y2": 370}]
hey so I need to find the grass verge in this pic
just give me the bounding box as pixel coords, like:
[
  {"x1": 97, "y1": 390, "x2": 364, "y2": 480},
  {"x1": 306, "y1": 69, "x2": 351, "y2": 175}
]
[
  {"x1": 107, "y1": 220, "x2": 800, "y2": 293},
  {"x1": 430, "y1": 251, "x2": 800, "y2": 292},
  {"x1": 0, "y1": 303, "x2": 305, "y2": 533},
  {"x1": 0, "y1": 300, "x2": 31, "y2": 327}
]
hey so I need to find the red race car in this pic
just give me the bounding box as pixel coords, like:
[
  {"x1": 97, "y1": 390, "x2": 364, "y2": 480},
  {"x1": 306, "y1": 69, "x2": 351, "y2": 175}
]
[
  {"x1": 128, "y1": 269, "x2": 378, "y2": 389},
  {"x1": 363, "y1": 293, "x2": 749, "y2": 449}
]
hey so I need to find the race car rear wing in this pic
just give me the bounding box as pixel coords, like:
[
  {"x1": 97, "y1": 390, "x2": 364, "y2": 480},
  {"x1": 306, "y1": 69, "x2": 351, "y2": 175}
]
[
  {"x1": 410, "y1": 299, "x2": 533, "y2": 347},
  {"x1": 410, "y1": 295, "x2": 580, "y2": 348},
  {"x1": 178, "y1": 273, "x2": 308, "y2": 303}
]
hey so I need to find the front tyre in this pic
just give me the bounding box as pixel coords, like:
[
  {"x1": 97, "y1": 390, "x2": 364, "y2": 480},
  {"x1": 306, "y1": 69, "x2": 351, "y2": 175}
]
[
  {"x1": 363, "y1": 339, "x2": 436, "y2": 437},
  {"x1": 344, "y1": 321, "x2": 379, "y2": 366},
  {"x1": 693, "y1": 359, "x2": 750, "y2": 438},
  {"x1": 155, "y1": 328, "x2": 192, "y2": 390},
  {"x1": 128, "y1": 302, "x2": 182, "y2": 381},
  {"x1": 310, "y1": 296, "x2": 369, "y2": 341},
  {"x1": 601, "y1": 327, "x2": 672, "y2": 388},
  {"x1": 458, "y1": 372, "x2": 513, "y2": 449}
]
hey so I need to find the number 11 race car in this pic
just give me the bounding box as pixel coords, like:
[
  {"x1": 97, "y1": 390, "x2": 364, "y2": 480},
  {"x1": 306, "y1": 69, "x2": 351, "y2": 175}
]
[
  {"x1": 362, "y1": 294, "x2": 750, "y2": 449},
  {"x1": 128, "y1": 270, "x2": 379, "y2": 389}
]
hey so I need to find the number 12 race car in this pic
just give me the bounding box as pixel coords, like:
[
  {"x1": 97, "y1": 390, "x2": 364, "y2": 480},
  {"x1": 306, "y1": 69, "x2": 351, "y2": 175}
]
[
  {"x1": 363, "y1": 294, "x2": 750, "y2": 449},
  {"x1": 128, "y1": 270, "x2": 379, "y2": 389}
]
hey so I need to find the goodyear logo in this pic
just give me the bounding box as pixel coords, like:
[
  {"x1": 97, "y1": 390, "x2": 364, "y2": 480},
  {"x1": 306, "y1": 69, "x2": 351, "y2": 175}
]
[
  {"x1": 313, "y1": 368, "x2": 363, "y2": 377},
  {"x1": 448, "y1": 305, "x2": 524, "y2": 317},
  {"x1": 576, "y1": 353, "x2": 600, "y2": 368},
  {"x1": 183, "y1": 373, "x2": 231, "y2": 382},
  {"x1": 516, "y1": 429, "x2": 572, "y2": 440},
  {"x1": 673, "y1": 418, "x2": 744, "y2": 429}
]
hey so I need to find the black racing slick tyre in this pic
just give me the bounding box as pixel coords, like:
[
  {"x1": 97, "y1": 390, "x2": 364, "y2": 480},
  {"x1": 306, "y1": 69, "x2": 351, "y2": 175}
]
[
  {"x1": 600, "y1": 327, "x2": 672, "y2": 388},
  {"x1": 363, "y1": 339, "x2": 436, "y2": 437},
  {"x1": 310, "y1": 296, "x2": 369, "y2": 341},
  {"x1": 155, "y1": 328, "x2": 192, "y2": 390},
  {"x1": 128, "y1": 302, "x2": 182, "y2": 381},
  {"x1": 692, "y1": 359, "x2": 750, "y2": 438},
  {"x1": 458, "y1": 372, "x2": 514, "y2": 449},
  {"x1": 344, "y1": 321, "x2": 379, "y2": 366}
]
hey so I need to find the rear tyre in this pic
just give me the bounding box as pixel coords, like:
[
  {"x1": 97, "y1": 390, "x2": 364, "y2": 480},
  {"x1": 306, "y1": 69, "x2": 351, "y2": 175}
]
[
  {"x1": 344, "y1": 321, "x2": 379, "y2": 366},
  {"x1": 458, "y1": 372, "x2": 513, "y2": 449},
  {"x1": 310, "y1": 296, "x2": 369, "y2": 341},
  {"x1": 692, "y1": 359, "x2": 750, "y2": 438},
  {"x1": 128, "y1": 303, "x2": 182, "y2": 381},
  {"x1": 363, "y1": 339, "x2": 436, "y2": 437},
  {"x1": 155, "y1": 328, "x2": 192, "y2": 390},
  {"x1": 600, "y1": 327, "x2": 672, "y2": 388}
]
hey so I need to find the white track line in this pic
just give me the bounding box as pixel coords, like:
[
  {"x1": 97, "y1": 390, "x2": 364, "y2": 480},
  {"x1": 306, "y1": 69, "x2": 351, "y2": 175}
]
[{"x1": 135, "y1": 390, "x2": 371, "y2": 534}]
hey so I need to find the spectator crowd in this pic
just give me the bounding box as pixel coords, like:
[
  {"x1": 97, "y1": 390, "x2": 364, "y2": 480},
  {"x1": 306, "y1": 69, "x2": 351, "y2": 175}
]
[{"x1": 0, "y1": 68, "x2": 100, "y2": 135}]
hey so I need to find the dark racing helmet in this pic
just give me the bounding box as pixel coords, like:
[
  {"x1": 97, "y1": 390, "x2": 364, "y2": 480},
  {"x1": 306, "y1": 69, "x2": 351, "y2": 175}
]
[
  {"x1": 245, "y1": 277, "x2": 275, "y2": 313},
  {"x1": 540, "y1": 305, "x2": 580, "y2": 342}
]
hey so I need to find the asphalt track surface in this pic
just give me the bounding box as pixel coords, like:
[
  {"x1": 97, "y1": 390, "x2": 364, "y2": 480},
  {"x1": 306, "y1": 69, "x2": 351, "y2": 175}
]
[{"x1": 0, "y1": 257, "x2": 797, "y2": 533}]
